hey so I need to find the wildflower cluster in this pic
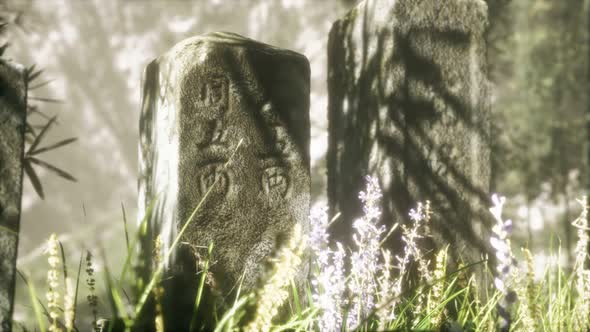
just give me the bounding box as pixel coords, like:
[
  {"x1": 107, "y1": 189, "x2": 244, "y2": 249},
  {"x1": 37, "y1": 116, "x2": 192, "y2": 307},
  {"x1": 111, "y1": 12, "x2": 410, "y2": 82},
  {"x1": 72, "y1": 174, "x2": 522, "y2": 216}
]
[
  {"x1": 348, "y1": 176, "x2": 386, "y2": 328},
  {"x1": 64, "y1": 277, "x2": 75, "y2": 332},
  {"x1": 85, "y1": 251, "x2": 99, "y2": 331},
  {"x1": 514, "y1": 248, "x2": 538, "y2": 332},
  {"x1": 384, "y1": 200, "x2": 432, "y2": 320},
  {"x1": 572, "y1": 197, "x2": 590, "y2": 331},
  {"x1": 428, "y1": 246, "x2": 448, "y2": 326},
  {"x1": 309, "y1": 206, "x2": 347, "y2": 332},
  {"x1": 27, "y1": 176, "x2": 590, "y2": 332},
  {"x1": 153, "y1": 236, "x2": 165, "y2": 332},
  {"x1": 45, "y1": 233, "x2": 62, "y2": 332},
  {"x1": 376, "y1": 248, "x2": 394, "y2": 323},
  {"x1": 489, "y1": 194, "x2": 517, "y2": 332},
  {"x1": 309, "y1": 176, "x2": 434, "y2": 330}
]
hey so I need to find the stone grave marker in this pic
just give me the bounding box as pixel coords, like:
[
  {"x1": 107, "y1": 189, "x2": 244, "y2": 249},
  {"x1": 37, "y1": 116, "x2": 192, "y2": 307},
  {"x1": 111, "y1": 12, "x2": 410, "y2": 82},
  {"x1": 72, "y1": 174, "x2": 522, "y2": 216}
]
[
  {"x1": 0, "y1": 59, "x2": 26, "y2": 331},
  {"x1": 328, "y1": 0, "x2": 492, "y2": 265},
  {"x1": 139, "y1": 32, "x2": 310, "y2": 328}
]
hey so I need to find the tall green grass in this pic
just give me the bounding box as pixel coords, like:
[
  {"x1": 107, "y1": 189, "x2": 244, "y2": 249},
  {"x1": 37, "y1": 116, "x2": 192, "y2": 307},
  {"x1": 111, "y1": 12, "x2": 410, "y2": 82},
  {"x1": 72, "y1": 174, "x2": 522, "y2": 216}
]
[{"x1": 13, "y1": 172, "x2": 590, "y2": 331}]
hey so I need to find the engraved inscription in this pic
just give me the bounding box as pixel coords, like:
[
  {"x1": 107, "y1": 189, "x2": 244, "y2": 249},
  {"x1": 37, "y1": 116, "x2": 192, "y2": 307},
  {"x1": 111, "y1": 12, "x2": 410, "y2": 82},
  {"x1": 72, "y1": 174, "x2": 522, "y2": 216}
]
[
  {"x1": 196, "y1": 76, "x2": 229, "y2": 119},
  {"x1": 200, "y1": 163, "x2": 229, "y2": 197},
  {"x1": 422, "y1": 142, "x2": 453, "y2": 178},
  {"x1": 259, "y1": 102, "x2": 293, "y2": 159},
  {"x1": 261, "y1": 102, "x2": 280, "y2": 125},
  {"x1": 262, "y1": 166, "x2": 289, "y2": 198},
  {"x1": 198, "y1": 119, "x2": 228, "y2": 148},
  {"x1": 271, "y1": 126, "x2": 289, "y2": 155}
]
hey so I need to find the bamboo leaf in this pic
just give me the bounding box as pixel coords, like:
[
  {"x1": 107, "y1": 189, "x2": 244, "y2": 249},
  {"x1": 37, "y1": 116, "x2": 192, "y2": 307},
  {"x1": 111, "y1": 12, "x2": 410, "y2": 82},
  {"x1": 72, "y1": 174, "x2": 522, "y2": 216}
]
[
  {"x1": 26, "y1": 66, "x2": 44, "y2": 83},
  {"x1": 0, "y1": 43, "x2": 8, "y2": 57},
  {"x1": 24, "y1": 159, "x2": 44, "y2": 199},
  {"x1": 29, "y1": 96, "x2": 63, "y2": 103},
  {"x1": 30, "y1": 137, "x2": 77, "y2": 155},
  {"x1": 27, "y1": 116, "x2": 56, "y2": 155},
  {"x1": 27, "y1": 157, "x2": 77, "y2": 182},
  {"x1": 25, "y1": 122, "x2": 36, "y2": 136},
  {"x1": 25, "y1": 64, "x2": 36, "y2": 77},
  {"x1": 28, "y1": 105, "x2": 53, "y2": 122},
  {"x1": 29, "y1": 79, "x2": 55, "y2": 90}
]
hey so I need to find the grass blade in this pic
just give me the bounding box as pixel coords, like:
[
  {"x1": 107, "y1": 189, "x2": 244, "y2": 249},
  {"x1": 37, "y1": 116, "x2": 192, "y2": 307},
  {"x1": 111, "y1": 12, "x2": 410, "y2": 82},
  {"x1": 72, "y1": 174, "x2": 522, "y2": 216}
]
[
  {"x1": 213, "y1": 295, "x2": 253, "y2": 332},
  {"x1": 121, "y1": 203, "x2": 130, "y2": 253},
  {"x1": 118, "y1": 199, "x2": 155, "y2": 284},
  {"x1": 18, "y1": 270, "x2": 47, "y2": 332},
  {"x1": 290, "y1": 279, "x2": 302, "y2": 317},
  {"x1": 190, "y1": 242, "x2": 214, "y2": 331},
  {"x1": 0, "y1": 224, "x2": 18, "y2": 235},
  {"x1": 73, "y1": 252, "x2": 83, "y2": 331},
  {"x1": 100, "y1": 248, "x2": 129, "y2": 322},
  {"x1": 58, "y1": 240, "x2": 68, "y2": 281}
]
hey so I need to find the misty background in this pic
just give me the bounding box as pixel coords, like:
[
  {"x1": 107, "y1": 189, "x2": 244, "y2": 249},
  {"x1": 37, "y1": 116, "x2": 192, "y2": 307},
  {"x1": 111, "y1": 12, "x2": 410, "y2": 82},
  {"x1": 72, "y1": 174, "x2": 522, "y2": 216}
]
[{"x1": 0, "y1": 0, "x2": 588, "y2": 325}]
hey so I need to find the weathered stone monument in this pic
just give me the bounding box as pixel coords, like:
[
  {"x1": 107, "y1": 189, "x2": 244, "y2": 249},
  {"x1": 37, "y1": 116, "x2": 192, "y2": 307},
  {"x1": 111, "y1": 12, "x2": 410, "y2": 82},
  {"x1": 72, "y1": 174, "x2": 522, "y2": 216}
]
[
  {"x1": 0, "y1": 59, "x2": 26, "y2": 331},
  {"x1": 139, "y1": 32, "x2": 310, "y2": 328},
  {"x1": 328, "y1": 0, "x2": 492, "y2": 264}
]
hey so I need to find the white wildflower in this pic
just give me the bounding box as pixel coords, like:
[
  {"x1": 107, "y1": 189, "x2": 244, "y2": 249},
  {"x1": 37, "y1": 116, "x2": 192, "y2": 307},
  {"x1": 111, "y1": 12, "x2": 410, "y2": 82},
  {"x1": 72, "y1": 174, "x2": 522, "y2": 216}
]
[
  {"x1": 489, "y1": 194, "x2": 517, "y2": 332},
  {"x1": 348, "y1": 176, "x2": 386, "y2": 329},
  {"x1": 572, "y1": 197, "x2": 590, "y2": 331},
  {"x1": 309, "y1": 206, "x2": 347, "y2": 332}
]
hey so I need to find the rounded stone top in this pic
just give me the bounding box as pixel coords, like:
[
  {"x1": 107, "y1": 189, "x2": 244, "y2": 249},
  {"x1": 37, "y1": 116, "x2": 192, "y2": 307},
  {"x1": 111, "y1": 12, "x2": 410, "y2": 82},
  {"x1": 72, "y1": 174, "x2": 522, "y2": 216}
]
[
  {"x1": 162, "y1": 31, "x2": 308, "y2": 64},
  {"x1": 338, "y1": 0, "x2": 488, "y2": 35},
  {"x1": 394, "y1": 0, "x2": 488, "y2": 34}
]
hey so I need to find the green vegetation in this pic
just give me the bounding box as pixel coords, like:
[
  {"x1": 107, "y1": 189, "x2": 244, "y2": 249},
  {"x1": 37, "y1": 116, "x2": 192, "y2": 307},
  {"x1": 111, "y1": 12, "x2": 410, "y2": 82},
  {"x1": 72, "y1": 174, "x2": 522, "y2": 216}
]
[{"x1": 14, "y1": 177, "x2": 590, "y2": 332}]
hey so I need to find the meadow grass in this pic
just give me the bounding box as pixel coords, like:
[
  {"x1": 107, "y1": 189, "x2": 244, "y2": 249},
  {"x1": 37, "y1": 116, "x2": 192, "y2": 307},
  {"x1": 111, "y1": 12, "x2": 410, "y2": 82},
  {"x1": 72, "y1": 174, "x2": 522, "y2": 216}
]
[{"x1": 14, "y1": 173, "x2": 590, "y2": 331}]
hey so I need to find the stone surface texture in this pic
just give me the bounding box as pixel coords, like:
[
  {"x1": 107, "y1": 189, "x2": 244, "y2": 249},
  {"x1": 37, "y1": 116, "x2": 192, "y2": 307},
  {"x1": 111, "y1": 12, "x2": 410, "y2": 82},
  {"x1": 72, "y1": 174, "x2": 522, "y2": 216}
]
[
  {"x1": 0, "y1": 59, "x2": 26, "y2": 331},
  {"x1": 139, "y1": 32, "x2": 310, "y2": 326},
  {"x1": 328, "y1": 0, "x2": 492, "y2": 264}
]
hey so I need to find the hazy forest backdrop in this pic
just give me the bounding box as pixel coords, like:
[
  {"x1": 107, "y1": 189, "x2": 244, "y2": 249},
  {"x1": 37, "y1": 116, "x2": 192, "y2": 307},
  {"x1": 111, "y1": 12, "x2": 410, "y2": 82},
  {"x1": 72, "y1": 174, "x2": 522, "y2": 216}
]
[{"x1": 0, "y1": 0, "x2": 588, "y2": 324}]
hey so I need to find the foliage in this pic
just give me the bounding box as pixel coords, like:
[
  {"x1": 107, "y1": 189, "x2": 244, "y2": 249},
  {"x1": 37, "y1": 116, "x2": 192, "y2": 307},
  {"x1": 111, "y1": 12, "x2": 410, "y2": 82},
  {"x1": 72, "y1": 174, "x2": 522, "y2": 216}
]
[
  {"x1": 486, "y1": 0, "x2": 590, "y2": 268},
  {"x1": 0, "y1": 9, "x2": 77, "y2": 200},
  {"x1": 490, "y1": 0, "x2": 588, "y2": 200},
  {"x1": 13, "y1": 176, "x2": 590, "y2": 332}
]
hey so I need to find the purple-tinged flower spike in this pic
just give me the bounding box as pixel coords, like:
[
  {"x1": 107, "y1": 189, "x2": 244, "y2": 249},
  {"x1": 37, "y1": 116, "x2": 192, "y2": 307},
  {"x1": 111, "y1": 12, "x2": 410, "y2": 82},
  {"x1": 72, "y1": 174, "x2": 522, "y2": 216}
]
[
  {"x1": 309, "y1": 206, "x2": 347, "y2": 332},
  {"x1": 348, "y1": 176, "x2": 386, "y2": 328},
  {"x1": 388, "y1": 201, "x2": 432, "y2": 323},
  {"x1": 309, "y1": 206, "x2": 331, "y2": 268},
  {"x1": 489, "y1": 194, "x2": 517, "y2": 332}
]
